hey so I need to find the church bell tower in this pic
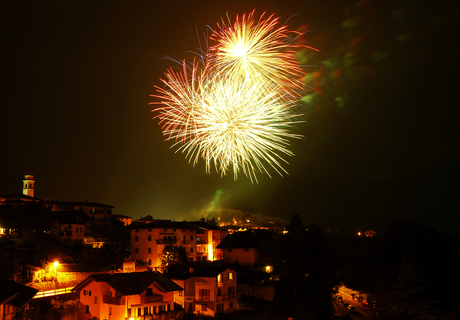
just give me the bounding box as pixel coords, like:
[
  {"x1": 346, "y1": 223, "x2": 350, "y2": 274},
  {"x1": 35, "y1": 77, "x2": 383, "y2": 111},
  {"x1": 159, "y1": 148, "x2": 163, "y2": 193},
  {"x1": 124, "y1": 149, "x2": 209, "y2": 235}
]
[{"x1": 23, "y1": 171, "x2": 35, "y2": 197}]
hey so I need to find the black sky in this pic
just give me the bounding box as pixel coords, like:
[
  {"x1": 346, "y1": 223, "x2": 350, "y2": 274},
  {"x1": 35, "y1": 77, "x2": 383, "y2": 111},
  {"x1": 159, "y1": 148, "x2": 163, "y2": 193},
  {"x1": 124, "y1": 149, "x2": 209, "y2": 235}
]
[{"x1": 1, "y1": 0, "x2": 459, "y2": 233}]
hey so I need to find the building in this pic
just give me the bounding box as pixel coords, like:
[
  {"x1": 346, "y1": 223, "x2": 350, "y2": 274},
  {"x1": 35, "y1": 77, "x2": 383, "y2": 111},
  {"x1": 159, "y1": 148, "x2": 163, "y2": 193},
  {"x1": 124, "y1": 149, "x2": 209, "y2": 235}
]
[
  {"x1": 112, "y1": 214, "x2": 132, "y2": 226},
  {"x1": 216, "y1": 229, "x2": 280, "y2": 266},
  {"x1": 168, "y1": 265, "x2": 239, "y2": 316},
  {"x1": 52, "y1": 210, "x2": 89, "y2": 243},
  {"x1": 130, "y1": 221, "x2": 228, "y2": 269},
  {"x1": 0, "y1": 277, "x2": 38, "y2": 320},
  {"x1": 22, "y1": 171, "x2": 35, "y2": 198},
  {"x1": 72, "y1": 271, "x2": 183, "y2": 320}
]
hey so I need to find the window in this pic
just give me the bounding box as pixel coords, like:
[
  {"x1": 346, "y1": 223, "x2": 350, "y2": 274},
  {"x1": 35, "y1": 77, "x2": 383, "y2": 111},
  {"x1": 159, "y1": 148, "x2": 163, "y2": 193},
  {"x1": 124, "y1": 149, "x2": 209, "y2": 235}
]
[
  {"x1": 202, "y1": 304, "x2": 207, "y2": 312},
  {"x1": 109, "y1": 306, "x2": 112, "y2": 315},
  {"x1": 127, "y1": 308, "x2": 132, "y2": 317},
  {"x1": 179, "y1": 291, "x2": 183, "y2": 296},
  {"x1": 85, "y1": 305, "x2": 89, "y2": 314},
  {"x1": 94, "y1": 296, "x2": 98, "y2": 304},
  {"x1": 83, "y1": 290, "x2": 87, "y2": 295},
  {"x1": 148, "y1": 248, "x2": 151, "y2": 254},
  {"x1": 136, "y1": 229, "x2": 139, "y2": 232},
  {"x1": 228, "y1": 272, "x2": 233, "y2": 280},
  {"x1": 190, "y1": 247, "x2": 194, "y2": 252},
  {"x1": 230, "y1": 301, "x2": 234, "y2": 309},
  {"x1": 135, "y1": 236, "x2": 139, "y2": 242},
  {"x1": 144, "y1": 307, "x2": 149, "y2": 315},
  {"x1": 228, "y1": 248, "x2": 233, "y2": 252},
  {"x1": 135, "y1": 248, "x2": 139, "y2": 254},
  {"x1": 138, "y1": 307, "x2": 141, "y2": 316},
  {"x1": 148, "y1": 235, "x2": 151, "y2": 241},
  {"x1": 217, "y1": 274, "x2": 222, "y2": 282},
  {"x1": 190, "y1": 235, "x2": 193, "y2": 241},
  {"x1": 89, "y1": 290, "x2": 91, "y2": 296},
  {"x1": 228, "y1": 286, "x2": 235, "y2": 295},
  {"x1": 217, "y1": 288, "x2": 221, "y2": 296}
]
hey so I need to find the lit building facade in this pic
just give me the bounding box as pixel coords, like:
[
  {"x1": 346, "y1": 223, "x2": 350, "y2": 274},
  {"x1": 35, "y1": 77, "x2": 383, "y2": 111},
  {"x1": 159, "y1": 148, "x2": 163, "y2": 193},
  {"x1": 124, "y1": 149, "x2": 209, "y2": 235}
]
[
  {"x1": 130, "y1": 221, "x2": 228, "y2": 269},
  {"x1": 169, "y1": 266, "x2": 239, "y2": 316},
  {"x1": 73, "y1": 272, "x2": 183, "y2": 320}
]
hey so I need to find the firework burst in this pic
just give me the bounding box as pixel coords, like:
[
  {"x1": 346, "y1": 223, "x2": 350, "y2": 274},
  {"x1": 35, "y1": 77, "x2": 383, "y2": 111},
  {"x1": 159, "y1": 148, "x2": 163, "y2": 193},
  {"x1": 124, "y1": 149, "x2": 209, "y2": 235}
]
[{"x1": 152, "y1": 10, "x2": 314, "y2": 183}]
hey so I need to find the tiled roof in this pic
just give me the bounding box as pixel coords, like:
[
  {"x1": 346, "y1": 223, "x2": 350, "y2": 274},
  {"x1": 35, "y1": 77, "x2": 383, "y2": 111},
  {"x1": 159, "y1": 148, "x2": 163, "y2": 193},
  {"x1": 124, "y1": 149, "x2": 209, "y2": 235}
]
[
  {"x1": 46, "y1": 200, "x2": 114, "y2": 208},
  {"x1": 216, "y1": 229, "x2": 278, "y2": 249},
  {"x1": 166, "y1": 264, "x2": 230, "y2": 280},
  {"x1": 52, "y1": 210, "x2": 89, "y2": 224},
  {"x1": 0, "y1": 277, "x2": 38, "y2": 307},
  {"x1": 129, "y1": 220, "x2": 199, "y2": 230},
  {"x1": 73, "y1": 272, "x2": 182, "y2": 296}
]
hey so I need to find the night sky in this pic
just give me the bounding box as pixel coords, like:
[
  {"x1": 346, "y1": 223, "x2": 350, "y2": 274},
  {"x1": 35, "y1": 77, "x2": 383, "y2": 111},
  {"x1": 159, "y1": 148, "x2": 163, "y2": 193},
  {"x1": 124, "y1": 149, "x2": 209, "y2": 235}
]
[{"x1": 2, "y1": 0, "x2": 459, "y2": 233}]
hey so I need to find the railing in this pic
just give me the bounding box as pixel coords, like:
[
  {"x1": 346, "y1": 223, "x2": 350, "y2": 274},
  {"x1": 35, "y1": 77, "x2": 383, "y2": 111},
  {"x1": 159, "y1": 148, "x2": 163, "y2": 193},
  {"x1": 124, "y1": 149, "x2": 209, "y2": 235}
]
[
  {"x1": 196, "y1": 238, "x2": 208, "y2": 244},
  {"x1": 33, "y1": 287, "x2": 74, "y2": 299},
  {"x1": 142, "y1": 295, "x2": 163, "y2": 303},
  {"x1": 103, "y1": 296, "x2": 125, "y2": 305},
  {"x1": 125, "y1": 310, "x2": 184, "y2": 320},
  {"x1": 216, "y1": 293, "x2": 241, "y2": 302},
  {"x1": 156, "y1": 238, "x2": 177, "y2": 244}
]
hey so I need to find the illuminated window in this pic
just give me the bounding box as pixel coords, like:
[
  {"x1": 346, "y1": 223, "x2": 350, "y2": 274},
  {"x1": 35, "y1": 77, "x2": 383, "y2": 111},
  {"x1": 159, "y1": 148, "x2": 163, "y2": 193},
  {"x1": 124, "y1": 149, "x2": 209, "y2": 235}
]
[{"x1": 228, "y1": 272, "x2": 233, "y2": 280}]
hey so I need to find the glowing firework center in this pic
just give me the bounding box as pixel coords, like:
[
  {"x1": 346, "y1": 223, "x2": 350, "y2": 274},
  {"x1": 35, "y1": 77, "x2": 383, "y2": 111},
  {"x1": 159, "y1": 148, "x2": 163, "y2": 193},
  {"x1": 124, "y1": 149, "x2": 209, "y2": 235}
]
[{"x1": 152, "y1": 10, "x2": 314, "y2": 183}]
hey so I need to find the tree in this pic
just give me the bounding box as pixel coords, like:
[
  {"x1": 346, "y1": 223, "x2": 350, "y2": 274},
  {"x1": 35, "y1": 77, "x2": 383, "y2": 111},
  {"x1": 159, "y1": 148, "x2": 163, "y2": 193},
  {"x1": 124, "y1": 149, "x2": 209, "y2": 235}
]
[{"x1": 159, "y1": 245, "x2": 188, "y2": 268}]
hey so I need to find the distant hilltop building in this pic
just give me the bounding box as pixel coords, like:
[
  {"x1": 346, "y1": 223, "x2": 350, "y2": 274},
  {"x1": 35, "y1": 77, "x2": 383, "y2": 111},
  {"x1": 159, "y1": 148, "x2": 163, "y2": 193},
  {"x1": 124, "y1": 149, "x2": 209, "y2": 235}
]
[{"x1": 22, "y1": 171, "x2": 35, "y2": 197}]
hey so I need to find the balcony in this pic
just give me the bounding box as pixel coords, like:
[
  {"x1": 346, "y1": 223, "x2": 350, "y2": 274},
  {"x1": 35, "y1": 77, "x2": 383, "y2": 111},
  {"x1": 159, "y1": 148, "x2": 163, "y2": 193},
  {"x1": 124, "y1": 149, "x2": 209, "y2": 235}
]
[
  {"x1": 126, "y1": 310, "x2": 184, "y2": 320},
  {"x1": 216, "y1": 293, "x2": 241, "y2": 302},
  {"x1": 196, "y1": 238, "x2": 208, "y2": 244},
  {"x1": 103, "y1": 296, "x2": 125, "y2": 305},
  {"x1": 156, "y1": 238, "x2": 177, "y2": 244},
  {"x1": 141, "y1": 295, "x2": 163, "y2": 304}
]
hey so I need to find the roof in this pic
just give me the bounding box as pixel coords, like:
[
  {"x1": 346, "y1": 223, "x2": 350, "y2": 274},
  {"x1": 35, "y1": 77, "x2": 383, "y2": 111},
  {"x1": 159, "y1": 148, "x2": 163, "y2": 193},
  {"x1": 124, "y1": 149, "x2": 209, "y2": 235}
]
[
  {"x1": 46, "y1": 200, "x2": 114, "y2": 208},
  {"x1": 167, "y1": 265, "x2": 230, "y2": 280},
  {"x1": 73, "y1": 272, "x2": 182, "y2": 295},
  {"x1": 129, "y1": 220, "x2": 199, "y2": 230},
  {"x1": 186, "y1": 221, "x2": 226, "y2": 231},
  {"x1": 0, "y1": 277, "x2": 38, "y2": 307},
  {"x1": 53, "y1": 210, "x2": 89, "y2": 225},
  {"x1": 216, "y1": 229, "x2": 278, "y2": 249}
]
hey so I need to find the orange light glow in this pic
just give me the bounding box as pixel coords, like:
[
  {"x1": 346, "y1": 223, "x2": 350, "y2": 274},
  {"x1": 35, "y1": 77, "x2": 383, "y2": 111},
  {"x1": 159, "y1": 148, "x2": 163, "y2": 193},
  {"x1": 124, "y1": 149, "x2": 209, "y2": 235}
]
[{"x1": 208, "y1": 244, "x2": 214, "y2": 261}]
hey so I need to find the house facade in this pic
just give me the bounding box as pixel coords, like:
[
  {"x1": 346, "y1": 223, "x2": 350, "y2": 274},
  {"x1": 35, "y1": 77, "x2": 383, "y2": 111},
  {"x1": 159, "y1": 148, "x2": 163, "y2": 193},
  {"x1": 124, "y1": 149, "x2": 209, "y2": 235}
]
[
  {"x1": 73, "y1": 271, "x2": 183, "y2": 320},
  {"x1": 52, "y1": 210, "x2": 88, "y2": 243},
  {"x1": 130, "y1": 221, "x2": 228, "y2": 269},
  {"x1": 169, "y1": 266, "x2": 239, "y2": 316}
]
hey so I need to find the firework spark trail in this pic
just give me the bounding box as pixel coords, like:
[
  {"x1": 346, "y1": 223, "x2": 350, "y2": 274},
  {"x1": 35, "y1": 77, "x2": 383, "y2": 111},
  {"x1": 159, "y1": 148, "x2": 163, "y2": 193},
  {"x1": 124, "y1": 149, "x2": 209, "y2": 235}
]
[
  {"x1": 207, "y1": 10, "x2": 315, "y2": 99},
  {"x1": 151, "y1": 10, "x2": 314, "y2": 183}
]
